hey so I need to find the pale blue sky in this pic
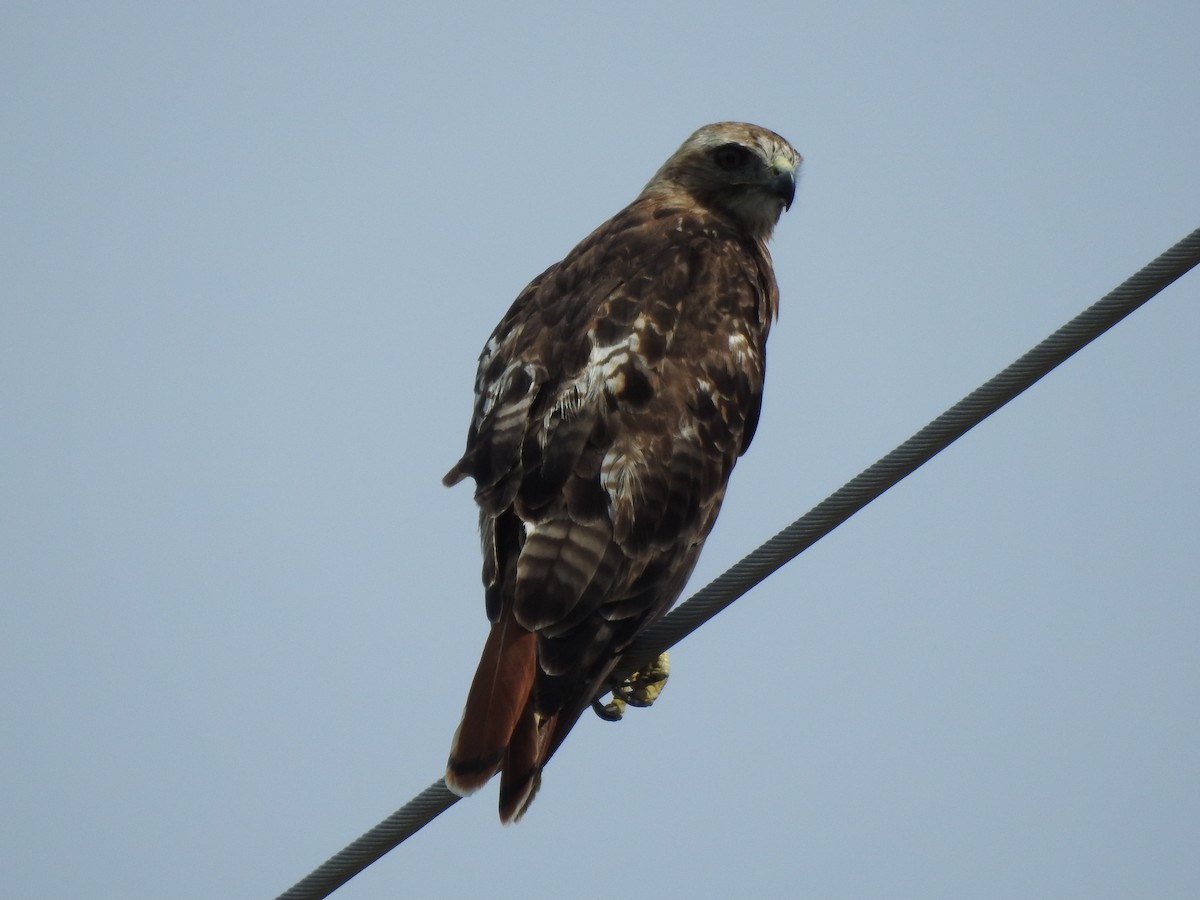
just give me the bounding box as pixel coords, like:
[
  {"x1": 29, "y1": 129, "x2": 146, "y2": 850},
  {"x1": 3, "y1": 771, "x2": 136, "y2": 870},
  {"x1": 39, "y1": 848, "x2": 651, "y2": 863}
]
[{"x1": 3, "y1": 2, "x2": 1198, "y2": 898}]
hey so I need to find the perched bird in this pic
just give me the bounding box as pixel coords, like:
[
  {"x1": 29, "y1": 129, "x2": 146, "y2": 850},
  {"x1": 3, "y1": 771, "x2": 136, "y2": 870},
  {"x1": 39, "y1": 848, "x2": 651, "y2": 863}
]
[{"x1": 443, "y1": 122, "x2": 801, "y2": 822}]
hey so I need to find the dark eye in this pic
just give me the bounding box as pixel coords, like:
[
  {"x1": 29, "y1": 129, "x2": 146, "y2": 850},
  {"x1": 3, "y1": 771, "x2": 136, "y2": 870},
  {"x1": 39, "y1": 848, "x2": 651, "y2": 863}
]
[{"x1": 712, "y1": 143, "x2": 752, "y2": 171}]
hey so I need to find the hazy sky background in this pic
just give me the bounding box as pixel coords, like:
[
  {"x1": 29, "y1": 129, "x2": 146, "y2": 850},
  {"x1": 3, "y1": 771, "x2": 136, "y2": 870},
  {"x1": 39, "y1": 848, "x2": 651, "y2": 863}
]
[{"x1": 3, "y1": 2, "x2": 1198, "y2": 898}]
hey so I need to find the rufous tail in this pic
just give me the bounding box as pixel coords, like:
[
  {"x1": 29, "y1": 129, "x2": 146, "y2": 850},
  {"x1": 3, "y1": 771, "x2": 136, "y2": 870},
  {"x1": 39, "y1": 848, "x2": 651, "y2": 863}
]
[
  {"x1": 445, "y1": 608, "x2": 537, "y2": 806},
  {"x1": 497, "y1": 706, "x2": 559, "y2": 823}
]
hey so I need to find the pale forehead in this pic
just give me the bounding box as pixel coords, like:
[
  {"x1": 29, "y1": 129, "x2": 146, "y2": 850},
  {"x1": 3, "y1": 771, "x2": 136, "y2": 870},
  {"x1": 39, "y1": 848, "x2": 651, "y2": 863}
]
[{"x1": 681, "y1": 121, "x2": 800, "y2": 162}]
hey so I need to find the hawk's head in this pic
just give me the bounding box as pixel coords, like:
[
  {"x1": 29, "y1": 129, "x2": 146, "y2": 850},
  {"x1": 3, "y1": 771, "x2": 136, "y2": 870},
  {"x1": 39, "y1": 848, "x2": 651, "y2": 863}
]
[{"x1": 643, "y1": 122, "x2": 802, "y2": 242}]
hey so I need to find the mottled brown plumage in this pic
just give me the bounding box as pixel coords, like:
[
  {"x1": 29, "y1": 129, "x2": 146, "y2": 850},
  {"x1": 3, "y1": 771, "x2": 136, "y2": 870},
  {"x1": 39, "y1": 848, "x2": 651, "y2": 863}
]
[{"x1": 444, "y1": 122, "x2": 801, "y2": 822}]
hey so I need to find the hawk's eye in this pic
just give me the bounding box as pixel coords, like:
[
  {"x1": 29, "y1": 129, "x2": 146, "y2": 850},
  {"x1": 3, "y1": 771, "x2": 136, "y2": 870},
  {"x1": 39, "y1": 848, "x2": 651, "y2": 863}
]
[{"x1": 712, "y1": 144, "x2": 752, "y2": 171}]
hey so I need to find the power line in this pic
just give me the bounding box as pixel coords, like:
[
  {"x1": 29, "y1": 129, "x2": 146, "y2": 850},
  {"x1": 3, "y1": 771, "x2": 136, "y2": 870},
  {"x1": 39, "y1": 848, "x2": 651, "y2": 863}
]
[
  {"x1": 276, "y1": 781, "x2": 459, "y2": 900},
  {"x1": 275, "y1": 226, "x2": 1200, "y2": 900}
]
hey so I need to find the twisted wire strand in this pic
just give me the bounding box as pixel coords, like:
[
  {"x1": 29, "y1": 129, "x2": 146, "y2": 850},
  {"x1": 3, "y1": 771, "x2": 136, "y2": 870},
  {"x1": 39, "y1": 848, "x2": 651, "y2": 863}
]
[
  {"x1": 276, "y1": 226, "x2": 1200, "y2": 900},
  {"x1": 276, "y1": 781, "x2": 459, "y2": 900}
]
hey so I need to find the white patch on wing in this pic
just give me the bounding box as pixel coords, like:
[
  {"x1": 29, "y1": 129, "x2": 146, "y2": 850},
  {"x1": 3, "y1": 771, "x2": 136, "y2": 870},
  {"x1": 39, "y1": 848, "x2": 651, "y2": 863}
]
[
  {"x1": 479, "y1": 361, "x2": 537, "y2": 419},
  {"x1": 728, "y1": 332, "x2": 751, "y2": 367},
  {"x1": 601, "y1": 445, "x2": 645, "y2": 513},
  {"x1": 478, "y1": 325, "x2": 521, "y2": 381},
  {"x1": 550, "y1": 382, "x2": 586, "y2": 419},
  {"x1": 578, "y1": 329, "x2": 643, "y2": 402},
  {"x1": 482, "y1": 333, "x2": 503, "y2": 360},
  {"x1": 537, "y1": 328, "x2": 644, "y2": 446}
]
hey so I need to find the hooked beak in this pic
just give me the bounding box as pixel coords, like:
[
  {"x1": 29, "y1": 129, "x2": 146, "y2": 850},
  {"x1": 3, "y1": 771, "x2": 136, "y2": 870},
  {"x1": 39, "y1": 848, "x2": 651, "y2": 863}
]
[{"x1": 767, "y1": 168, "x2": 796, "y2": 211}]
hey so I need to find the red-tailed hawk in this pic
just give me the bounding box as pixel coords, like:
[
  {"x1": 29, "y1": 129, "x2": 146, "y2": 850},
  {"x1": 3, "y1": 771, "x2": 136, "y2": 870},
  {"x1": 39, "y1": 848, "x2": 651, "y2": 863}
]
[{"x1": 443, "y1": 122, "x2": 801, "y2": 822}]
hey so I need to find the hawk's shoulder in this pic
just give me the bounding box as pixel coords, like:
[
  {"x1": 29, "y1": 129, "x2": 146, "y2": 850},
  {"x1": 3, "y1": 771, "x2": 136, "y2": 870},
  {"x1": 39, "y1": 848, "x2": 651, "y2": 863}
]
[{"x1": 444, "y1": 195, "x2": 777, "y2": 556}]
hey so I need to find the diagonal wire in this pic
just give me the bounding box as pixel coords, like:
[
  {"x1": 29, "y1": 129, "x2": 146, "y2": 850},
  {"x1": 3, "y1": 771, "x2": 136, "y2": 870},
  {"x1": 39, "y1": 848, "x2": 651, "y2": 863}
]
[
  {"x1": 276, "y1": 781, "x2": 460, "y2": 900},
  {"x1": 275, "y1": 226, "x2": 1200, "y2": 900}
]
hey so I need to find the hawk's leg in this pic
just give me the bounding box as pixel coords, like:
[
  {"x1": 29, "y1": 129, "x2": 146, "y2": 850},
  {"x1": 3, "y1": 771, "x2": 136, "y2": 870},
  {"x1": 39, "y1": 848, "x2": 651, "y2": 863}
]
[{"x1": 591, "y1": 652, "x2": 671, "y2": 722}]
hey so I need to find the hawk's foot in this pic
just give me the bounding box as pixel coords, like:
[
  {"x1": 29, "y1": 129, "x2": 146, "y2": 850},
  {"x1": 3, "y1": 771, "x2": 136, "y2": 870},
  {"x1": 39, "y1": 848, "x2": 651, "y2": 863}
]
[{"x1": 591, "y1": 652, "x2": 670, "y2": 722}]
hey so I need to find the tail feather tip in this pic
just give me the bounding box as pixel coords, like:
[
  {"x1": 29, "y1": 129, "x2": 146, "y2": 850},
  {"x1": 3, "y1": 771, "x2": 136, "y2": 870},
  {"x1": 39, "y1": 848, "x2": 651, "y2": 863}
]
[{"x1": 445, "y1": 759, "x2": 497, "y2": 798}]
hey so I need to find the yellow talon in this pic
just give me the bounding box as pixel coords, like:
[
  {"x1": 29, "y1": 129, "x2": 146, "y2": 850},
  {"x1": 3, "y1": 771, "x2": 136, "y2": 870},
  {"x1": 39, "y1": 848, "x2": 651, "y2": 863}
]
[{"x1": 592, "y1": 652, "x2": 671, "y2": 721}]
